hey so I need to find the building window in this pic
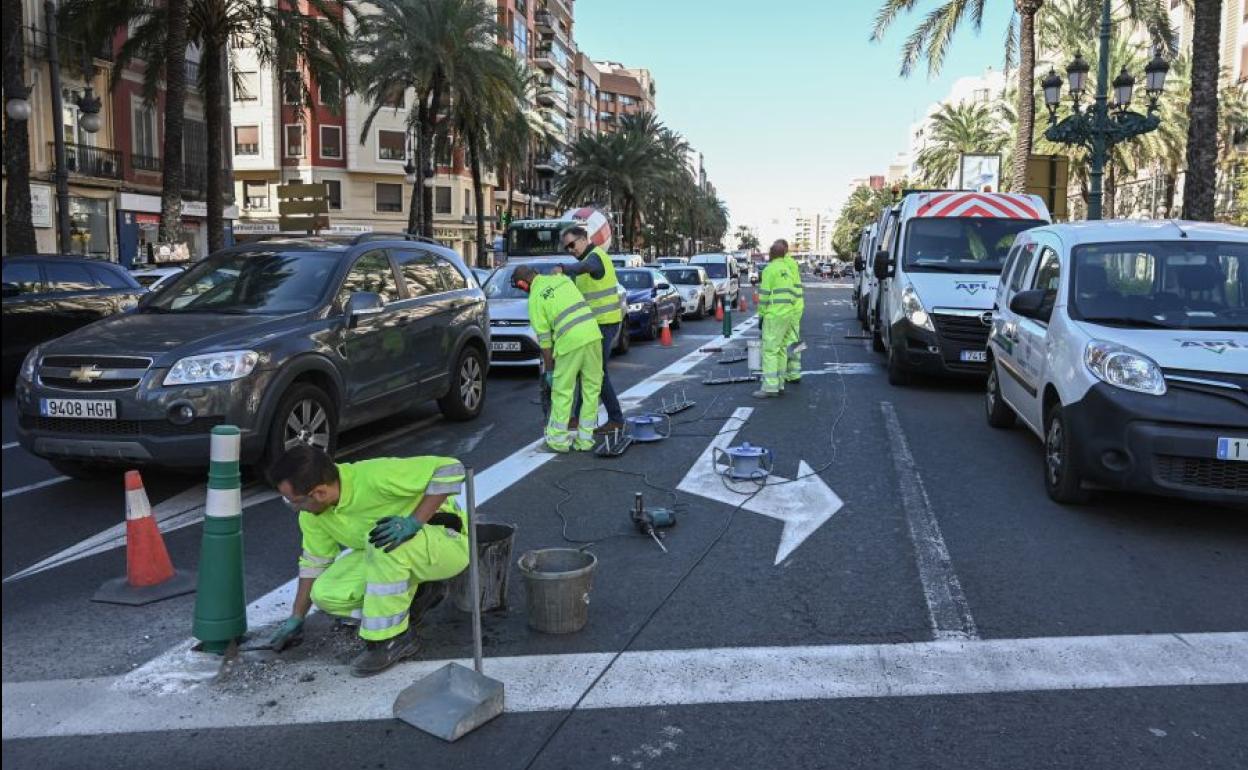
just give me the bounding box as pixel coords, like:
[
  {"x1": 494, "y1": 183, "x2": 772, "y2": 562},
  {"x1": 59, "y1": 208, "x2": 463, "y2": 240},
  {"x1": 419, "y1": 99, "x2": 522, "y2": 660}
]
[
  {"x1": 320, "y1": 125, "x2": 342, "y2": 159},
  {"x1": 284, "y1": 124, "x2": 304, "y2": 157},
  {"x1": 512, "y1": 17, "x2": 528, "y2": 57},
  {"x1": 434, "y1": 186, "x2": 452, "y2": 215},
  {"x1": 323, "y1": 179, "x2": 342, "y2": 209},
  {"x1": 435, "y1": 139, "x2": 452, "y2": 167},
  {"x1": 234, "y1": 71, "x2": 259, "y2": 102},
  {"x1": 132, "y1": 103, "x2": 158, "y2": 161},
  {"x1": 243, "y1": 180, "x2": 268, "y2": 210},
  {"x1": 464, "y1": 189, "x2": 471, "y2": 216},
  {"x1": 376, "y1": 183, "x2": 403, "y2": 212},
  {"x1": 318, "y1": 74, "x2": 340, "y2": 105},
  {"x1": 379, "y1": 86, "x2": 405, "y2": 109},
  {"x1": 377, "y1": 129, "x2": 406, "y2": 161},
  {"x1": 282, "y1": 70, "x2": 301, "y2": 104},
  {"x1": 66, "y1": 197, "x2": 111, "y2": 258},
  {"x1": 234, "y1": 125, "x2": 260, "y2": 156}
]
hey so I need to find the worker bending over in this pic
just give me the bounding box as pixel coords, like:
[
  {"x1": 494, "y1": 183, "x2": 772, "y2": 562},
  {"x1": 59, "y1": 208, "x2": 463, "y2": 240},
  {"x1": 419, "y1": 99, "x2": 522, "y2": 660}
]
[
  {"x1": 267, "y1": 445, "x2": 469, "y2": 677},
  {"x1": 754, "y1": 239, "x2": 806, "y2": 398},
  {"x1": 513, "y1": 264, "x2": 603, "y2": 452}
]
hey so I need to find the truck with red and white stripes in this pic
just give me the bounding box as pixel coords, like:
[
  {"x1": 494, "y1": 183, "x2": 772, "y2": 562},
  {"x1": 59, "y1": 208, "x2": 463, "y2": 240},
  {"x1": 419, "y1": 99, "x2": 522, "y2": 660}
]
[{"x1": 871, "y1": 191, "x2": 1051, "y2": 386}]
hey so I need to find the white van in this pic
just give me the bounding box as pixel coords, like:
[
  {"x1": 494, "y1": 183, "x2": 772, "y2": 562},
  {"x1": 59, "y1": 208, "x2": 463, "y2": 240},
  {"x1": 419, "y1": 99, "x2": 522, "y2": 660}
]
[
  {"x1": 863, "y1": 203, "x2": 900, "y2": 342},
  {"x1": 873, "y1": 191, "x2": 1050, "y2": 384},
  {"x1": 853, "y1": 223, "x2": 876, "y2": 326},
  {"x1": 688, "y1": 253, "x2": 741, "y2": 304},
  {"x1": 986, "y1": 220, "x2": 1247, "y2": 506}
]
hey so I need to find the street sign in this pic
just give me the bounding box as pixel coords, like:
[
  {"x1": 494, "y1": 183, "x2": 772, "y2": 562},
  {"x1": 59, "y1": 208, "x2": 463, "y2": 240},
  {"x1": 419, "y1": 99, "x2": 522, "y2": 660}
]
[
  {"x1": 676, "y1": 407, "x2": 843, "y2": 564},
  {"x1": 1026, "y1": 155, "x2": 1069, "y2": 220},
  {"x1": 277, "y1": 182, "x2": 330, "y2": 234}
]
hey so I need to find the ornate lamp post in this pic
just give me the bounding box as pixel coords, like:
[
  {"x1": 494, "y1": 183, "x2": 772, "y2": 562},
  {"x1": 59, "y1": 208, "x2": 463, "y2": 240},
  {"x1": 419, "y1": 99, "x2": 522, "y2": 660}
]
[{"x1": 1041, "y1": 0, "x2": 1169, "y2": 220}]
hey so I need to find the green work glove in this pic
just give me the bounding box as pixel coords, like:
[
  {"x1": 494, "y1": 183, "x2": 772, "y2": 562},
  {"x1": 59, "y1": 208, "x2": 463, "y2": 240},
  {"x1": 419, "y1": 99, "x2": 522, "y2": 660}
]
[
  {"x1": 369, "y1": 516, "x2": 423, "y2": 552},
  {"x1": 541, "y1": 370, "x2": 554, "y2": 390},
  {"x1": 269, "y1": 615, "x2": 304, "y2": 652}
]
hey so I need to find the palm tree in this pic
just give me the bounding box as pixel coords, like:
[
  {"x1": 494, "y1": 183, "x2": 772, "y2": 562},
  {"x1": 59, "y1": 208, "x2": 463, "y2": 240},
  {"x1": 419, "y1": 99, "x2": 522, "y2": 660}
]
[
  {"x1": 62, "y1": 0, "x2": 355, "y2": 253},
  {"x1": 914, "y1": 101, "x2": 1008, "y2": 187},
  {"x1": 1182, "y1": 0, "x2": 1221, "y2": 220},
  {"x1": 734, "y1": 225, "x2": 759, "y2": 251},
  {"x1": 160, "y1": 0, "x2": 188, "y2": 244},
  {"x1": 493, "y1": 65, "x2": 560, "y2": 231},
  {"x1": 872, "y1": 0, "x2": 1172, "y2": 194},
  {"x1": 2, "y1": 0, "x2": 36, "y2": 254}
]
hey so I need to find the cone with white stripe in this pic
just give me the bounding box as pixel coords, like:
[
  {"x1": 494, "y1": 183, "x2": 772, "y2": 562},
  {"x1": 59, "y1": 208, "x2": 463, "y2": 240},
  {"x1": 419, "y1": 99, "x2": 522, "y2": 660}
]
[
  {"x1": 192, "y1": 425, "x2": 248, "y2": 653},
  {"x1": 92, "y1": 470, "x2": 196, "y2": 605}
]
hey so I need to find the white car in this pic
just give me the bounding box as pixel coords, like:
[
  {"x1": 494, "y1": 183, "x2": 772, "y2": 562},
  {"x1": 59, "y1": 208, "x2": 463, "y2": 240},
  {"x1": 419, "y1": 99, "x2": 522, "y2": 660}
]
[
  {"x1": 609, "y1": 254, "x2": 645, "y2": 269},
  {"x1": 688, "y1": 253, "x2": 740, "y2": 305},
  {"x1": 986, "y1": 220, "x2": 1248, "y2": 507},
  {"x1": 655, "y1": 256, "x2": 688, "y2": 268},
  {"x1": 661, "y1": 265, "x2": 716, "y2": 319}
]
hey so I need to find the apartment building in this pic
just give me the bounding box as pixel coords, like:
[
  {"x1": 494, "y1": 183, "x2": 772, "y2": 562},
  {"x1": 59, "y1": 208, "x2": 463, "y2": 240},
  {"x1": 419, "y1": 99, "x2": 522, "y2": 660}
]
[
  {"x1": 6, "y1": 0, "x2": 233, "y2": 263},
  {"x1": 595, "y1": 61, "x2": 657, "y2": 131},
  {"x1": 530, "y1": 0, "x2": 578, "y2": 202}
]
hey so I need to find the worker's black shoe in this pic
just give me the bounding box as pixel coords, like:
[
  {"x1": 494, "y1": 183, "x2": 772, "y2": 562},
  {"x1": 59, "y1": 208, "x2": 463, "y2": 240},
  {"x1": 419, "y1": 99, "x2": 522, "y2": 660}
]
[
  {"x1": 409, "y1": 580, "x2": 448, "y2": 626},
  {"x1": 350, "y1": 629, "x2": 420, "y2": 678}
]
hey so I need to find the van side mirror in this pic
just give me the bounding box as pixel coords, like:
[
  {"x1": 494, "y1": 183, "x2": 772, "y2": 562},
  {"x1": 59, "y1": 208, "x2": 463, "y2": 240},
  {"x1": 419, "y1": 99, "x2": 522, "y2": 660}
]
[
  {"x1": 873, "y1": 250, "x2": 892, "y2": 280},
  {"x1": 853, "y1": 256, "x2": 865, "y2": 272},
  {"x1": 345, "y1": 291, "x2": 384, "y2": 328},
  {"x1": 2, "y1": 282, "x2": 21, "y2": 298},
  {"x1": 655, "y1": 282, "x2": 671, "y2": 292},
  {"x1": 1009, "y1": 289, "x2": 1054, "y2": 322}
]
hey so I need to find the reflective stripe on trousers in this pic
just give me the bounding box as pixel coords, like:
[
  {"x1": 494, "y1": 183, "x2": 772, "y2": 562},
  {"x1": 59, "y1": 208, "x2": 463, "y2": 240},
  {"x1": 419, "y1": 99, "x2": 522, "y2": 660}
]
[{"x1": 547, "y1": 339, "x2": 603, "y2": 452}]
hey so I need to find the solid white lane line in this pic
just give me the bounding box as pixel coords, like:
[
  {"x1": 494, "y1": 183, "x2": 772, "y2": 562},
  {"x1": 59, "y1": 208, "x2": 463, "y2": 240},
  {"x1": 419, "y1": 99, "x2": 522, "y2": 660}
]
[
  {"x1": 2, "y1": 441, "x2": 20, "y2": 450},
  {"x1": 1, "y1": 475, "x2": 71, "y2": 499},
  {"x1": 880, "y1": 401, "x2": 979, "y2": 641},
  {"x1": 8, "y1": 631, "x2": 1246, "y2": 739}
]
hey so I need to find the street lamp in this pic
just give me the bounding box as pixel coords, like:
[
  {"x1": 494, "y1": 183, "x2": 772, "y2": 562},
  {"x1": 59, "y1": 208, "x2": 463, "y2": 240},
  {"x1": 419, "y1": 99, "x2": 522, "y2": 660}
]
[
  {"x1": 6, "y1": 85, "x2": 32, "y2": 122},
  {"x1": 1042, "y1": 0, "x2": 1169, "y2": 220}
]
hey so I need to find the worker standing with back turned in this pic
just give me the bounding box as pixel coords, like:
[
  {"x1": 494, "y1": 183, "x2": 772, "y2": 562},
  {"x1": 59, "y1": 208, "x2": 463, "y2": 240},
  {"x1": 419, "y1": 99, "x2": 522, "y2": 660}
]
[
  {"x1": 778, "y1": 238, "x2": 805, "y2": 385},
  {"x1": 754, "y1": 240, "x2": 804, "y2": 398},
  {"x1": 513, "y1": 264, "x2": 604, "y2": 452}
]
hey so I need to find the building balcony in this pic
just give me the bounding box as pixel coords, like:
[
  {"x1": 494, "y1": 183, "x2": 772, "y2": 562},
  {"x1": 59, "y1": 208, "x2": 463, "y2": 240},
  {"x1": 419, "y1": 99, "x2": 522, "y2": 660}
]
[
  {"x1": 534, "y1": 151, "x2": 567, "y2": 172},
  {"x1": 131, "y1": 153, "x2": 162, "y2": 174},
  {"x1": 52, "y1": 142, "x2": 123, "y2": 180}
]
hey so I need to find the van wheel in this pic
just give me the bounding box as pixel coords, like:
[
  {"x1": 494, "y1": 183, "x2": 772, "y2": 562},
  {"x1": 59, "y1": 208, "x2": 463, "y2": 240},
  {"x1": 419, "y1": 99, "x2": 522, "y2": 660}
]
[
  {"x1": 985, "y1": 363, "x2": 1016, "y2": 429},
  {"x1": 267, "y1": 383, "x2": 338, "y2": 464},
  {"x1": 1044, "y1": 406, "x2": 1089, "y2": 504},
  {"x1": 886, "y1": 342, "x2": 911, "y2": 386},
  {"x1": 871, "y1": 312, "x2": 886, "y2": 353},
  {"x1": 438, "y1": 345, "x2": 486, "y2": 421}
]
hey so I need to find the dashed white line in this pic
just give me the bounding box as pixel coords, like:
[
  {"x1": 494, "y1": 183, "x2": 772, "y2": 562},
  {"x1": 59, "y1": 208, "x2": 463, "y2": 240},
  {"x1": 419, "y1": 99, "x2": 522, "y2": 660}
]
[
  {"x1": 2, "y1": 475, "x2": 72, "y2": 500},
  {"x1": 2, "y1": 441, "x2": 20, "y2": 450},
  {"x1": 880, "y1": 401, "x2": 978, "y2": 641}
]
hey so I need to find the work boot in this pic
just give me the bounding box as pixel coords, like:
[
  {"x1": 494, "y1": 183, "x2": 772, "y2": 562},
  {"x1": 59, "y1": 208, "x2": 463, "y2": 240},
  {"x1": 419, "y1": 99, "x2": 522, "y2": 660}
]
[
  {"x1": 751, "y1": 390, "x2": 780, "y2": 399},
  {"x1": 409, "y1": 580, "x2": 447, "y2": 626},
  {"x1": 594, "y1": 421, "x2": 625, "y2": 436},
  {"x1": 350, "y1": 628, "x2": 420, "y2": 678}
]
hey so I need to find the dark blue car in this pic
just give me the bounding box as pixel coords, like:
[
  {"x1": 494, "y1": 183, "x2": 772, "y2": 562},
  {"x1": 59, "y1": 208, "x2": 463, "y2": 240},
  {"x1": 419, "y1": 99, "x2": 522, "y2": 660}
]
[{"x1": 618, "y1": 268, "x2": 682, "y2": 340}]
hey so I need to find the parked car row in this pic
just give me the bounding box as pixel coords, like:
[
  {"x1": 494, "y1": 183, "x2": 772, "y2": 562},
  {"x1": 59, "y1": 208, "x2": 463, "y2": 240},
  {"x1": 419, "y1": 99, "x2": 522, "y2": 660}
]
[{"x1": 853, "y1": 190, "x2": 1247, "y2": 508}]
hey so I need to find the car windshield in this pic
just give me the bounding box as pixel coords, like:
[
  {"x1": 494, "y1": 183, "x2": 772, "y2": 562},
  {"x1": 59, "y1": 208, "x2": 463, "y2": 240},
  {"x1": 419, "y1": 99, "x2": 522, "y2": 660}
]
[
  {"x1": 143, "y1": 251, "x2": 338, "y2": 314},
  {"x1": 1072, "y1": 240, "x2": 1248, "y2": 330},
  {"x1": 699, "y1": 262, "x2": 727, "y2": 279},
  {"x1": 904, "y1": 217, "x2": 1044, "y2": 274},
  {"x1": 617, "y1": 270, "x2": 654, "y2": 290},
  {"x1": 484, "y1": 262, "x2": 568, "y2": 299},
  {"x1": 505, "y1": 224, "x2": 564, "y2": 257},
  {"x1": 134, "y1": 273, "x2": 173, "y2": 287},
  {"x1": 663, "y1": 268, "x2": 702, "y2": 285}
]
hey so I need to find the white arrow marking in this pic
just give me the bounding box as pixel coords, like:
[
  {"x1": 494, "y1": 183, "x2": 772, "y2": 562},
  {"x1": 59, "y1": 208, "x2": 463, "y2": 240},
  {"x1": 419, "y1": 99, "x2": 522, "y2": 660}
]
[{"x1": 676, "y1": 407, "x2": 843, "y2": 565}]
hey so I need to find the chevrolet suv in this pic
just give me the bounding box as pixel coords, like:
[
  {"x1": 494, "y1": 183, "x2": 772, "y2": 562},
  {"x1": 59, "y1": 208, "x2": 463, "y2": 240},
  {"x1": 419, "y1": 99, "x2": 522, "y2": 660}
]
[{"x1": 15, "y1": 235, "x2": 489, "y2": 477}]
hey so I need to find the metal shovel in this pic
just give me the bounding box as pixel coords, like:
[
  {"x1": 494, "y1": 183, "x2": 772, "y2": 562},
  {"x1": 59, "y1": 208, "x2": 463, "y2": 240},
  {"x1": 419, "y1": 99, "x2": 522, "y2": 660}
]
[{"x1": 393, "y1": 468, "x2": 504, "y2": 741}]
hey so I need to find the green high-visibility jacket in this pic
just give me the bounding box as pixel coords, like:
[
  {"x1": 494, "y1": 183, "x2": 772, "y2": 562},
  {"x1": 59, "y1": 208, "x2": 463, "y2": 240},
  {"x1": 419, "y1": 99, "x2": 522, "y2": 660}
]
[
  {"x1": 296, "y1": 457, "x2": 465, "y2": 578},
  {"x1": 781, "y1": 254, "x2": 805, "y2": 315},
  {"x1": 759, "y1": 256, "x2": 803, "y2": 319},
  {"x1": 529, "y1": 273, "x2": 603, "y2": 356},
  {"x1": 573, "y1": 246, "x2": 623, "y2": 325}
]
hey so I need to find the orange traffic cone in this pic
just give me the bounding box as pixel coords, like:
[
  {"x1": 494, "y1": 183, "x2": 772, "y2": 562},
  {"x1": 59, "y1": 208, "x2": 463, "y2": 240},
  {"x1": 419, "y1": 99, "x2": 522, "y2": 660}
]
[
  {"x1": 738, "y1": 293, "x2": 747, "y2": 313},
  {"x1": 93, "y1": 470, "x2": 196, "y2": 605},
  {"x1": 660, "y1": 318, "x2": 673, "y2": 346},
  {"x1": 752, "y1": 288, "x2": 760, "y2": 309},
  {"x1": 714, "y1": 295, "x2": 724, "y2": 321}
]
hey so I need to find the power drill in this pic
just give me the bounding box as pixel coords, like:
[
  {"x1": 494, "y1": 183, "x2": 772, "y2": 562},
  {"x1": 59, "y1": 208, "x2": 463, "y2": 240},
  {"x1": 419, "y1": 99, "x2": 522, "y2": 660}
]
[{"x1": 631, "y1": 493, "x2": 676, "y2": 552}]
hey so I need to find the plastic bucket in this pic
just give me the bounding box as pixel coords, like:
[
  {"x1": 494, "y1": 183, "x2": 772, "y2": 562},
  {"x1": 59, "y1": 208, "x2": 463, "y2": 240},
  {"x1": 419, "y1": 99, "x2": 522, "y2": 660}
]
[
  {"x1": 517, "y1": 548, "x2": 597, "y2": 634},
  {"x1": 746, "y1": 339, "x2": 762, "y2": 372},
  {"x1": 449, "y1": 522, "x2": 516, "y2": 614}
]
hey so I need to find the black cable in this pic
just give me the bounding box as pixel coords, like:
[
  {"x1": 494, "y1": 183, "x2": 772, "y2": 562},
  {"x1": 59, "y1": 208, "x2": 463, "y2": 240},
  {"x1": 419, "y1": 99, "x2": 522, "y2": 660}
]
[{"x1": 549, "y1": 466, "x2": 686, "y2": 548}]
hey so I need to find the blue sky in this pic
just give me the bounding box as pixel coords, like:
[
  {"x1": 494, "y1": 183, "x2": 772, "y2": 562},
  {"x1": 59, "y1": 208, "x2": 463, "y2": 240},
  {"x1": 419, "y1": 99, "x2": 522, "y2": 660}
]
[{"x1": 575, "y1": 0, "x2": 1016, "y2": 241}]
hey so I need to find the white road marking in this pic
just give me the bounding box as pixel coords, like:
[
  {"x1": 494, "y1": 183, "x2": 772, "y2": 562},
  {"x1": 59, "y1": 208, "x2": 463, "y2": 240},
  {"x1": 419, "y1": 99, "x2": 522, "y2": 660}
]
[
  {"x1": 798, "y1": 363, "x2": 879, "y2": 376},
  {"x1": 880, "y1": 401, "x2": 978, "y2": 640},
  {"x1": 1, "y1": 475, "x2": 71, "y2": 499},
  {"x1": 6, "y1": 631, "x2": 1246, "y2": 739},
  {"x1": 676, "y1": 407, "x2": 843, "y2": 565},
  {"x1": 2, "y1": 441, "x2": 20, "y2": 450},
  {"x1": 122, "y1": 315, "x2": 765, "y2": 693}
]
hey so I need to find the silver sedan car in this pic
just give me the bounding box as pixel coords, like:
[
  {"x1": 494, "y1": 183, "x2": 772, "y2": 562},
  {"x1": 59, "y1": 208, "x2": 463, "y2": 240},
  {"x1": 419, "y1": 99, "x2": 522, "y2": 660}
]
[{"x1": 484, "y1": 258, "x2": 630, "y2": 367}]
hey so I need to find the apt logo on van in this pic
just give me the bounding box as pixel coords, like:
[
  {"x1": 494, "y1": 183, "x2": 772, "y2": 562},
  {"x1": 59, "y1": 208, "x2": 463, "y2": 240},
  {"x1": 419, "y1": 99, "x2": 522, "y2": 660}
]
[
  {"x1": 954, "y1": 281, "x2": 994, "y2": 296},
  {"x1": 1178, "y1": 339, "x2": 1246, "y2": 355}
]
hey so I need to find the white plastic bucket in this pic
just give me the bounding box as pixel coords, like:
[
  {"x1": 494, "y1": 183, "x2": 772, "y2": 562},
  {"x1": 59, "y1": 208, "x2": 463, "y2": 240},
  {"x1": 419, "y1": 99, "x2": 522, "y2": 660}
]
[{"x1": 747, "y1": 339, "x2": 762, "y2": 372}]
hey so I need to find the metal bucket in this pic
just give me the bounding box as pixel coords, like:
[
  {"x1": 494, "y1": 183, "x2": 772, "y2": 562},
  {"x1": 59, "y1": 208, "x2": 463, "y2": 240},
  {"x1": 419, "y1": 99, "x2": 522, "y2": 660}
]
[
  {"x1": 517, "y1": 548, "x2": 597, "y2": 634},
  {"x1": 747, "y1": 339, "x2": 762, "y2": 372},
  {"x1": 449, "y1": 522, "x2": 516, "y2": 614}
]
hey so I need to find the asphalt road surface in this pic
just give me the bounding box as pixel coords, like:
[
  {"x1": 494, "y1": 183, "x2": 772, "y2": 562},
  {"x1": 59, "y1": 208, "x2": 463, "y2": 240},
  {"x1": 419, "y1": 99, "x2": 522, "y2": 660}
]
[{"x1": 3, "y1": 280, "x2": 1245, "y2": 770}]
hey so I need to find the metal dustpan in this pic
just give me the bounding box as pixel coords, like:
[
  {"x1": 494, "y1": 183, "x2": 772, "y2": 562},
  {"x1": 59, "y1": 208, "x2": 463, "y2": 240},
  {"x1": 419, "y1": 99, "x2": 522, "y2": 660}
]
[{"x1": 394, "y1": 469, "x2": 504, "y2": 741}]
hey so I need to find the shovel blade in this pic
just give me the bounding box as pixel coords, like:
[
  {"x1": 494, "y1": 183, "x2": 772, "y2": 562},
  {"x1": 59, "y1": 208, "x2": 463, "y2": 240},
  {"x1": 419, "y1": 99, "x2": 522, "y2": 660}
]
[{"x1": 393, "y1": 662, "x2": 504, "y2": 742}]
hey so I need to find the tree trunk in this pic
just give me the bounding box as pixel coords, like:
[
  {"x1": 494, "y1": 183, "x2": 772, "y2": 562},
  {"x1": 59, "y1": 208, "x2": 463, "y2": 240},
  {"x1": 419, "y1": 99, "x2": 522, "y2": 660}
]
[
  {"x1": 1010, "y1": 2, "x2": 1042, "y2": 193},
  {"x1": 1163, "y1": 165, "x2": 1177, "y2": 217},
  {"x1": 467, "y1": 130, "x2": 487, "y2": 269},
  {"x1": 2, "y1": 0, "x2": 36, "y2": 254},
  {"x1": 1182, "y1": 0, "x2": 1221, "y2": 221},
  {"x1": 202, "y1": 38, "x2": 224, "y2": 254},
  {"x1": 160, "y1": 0, "x2": 189, "y2": 243},
  {"x1": 1104, "y1": 158, "x2": 1116, "y2": 219},
  {"x1": 419, "y1": 75, "x2": 444, "y2": 238}
]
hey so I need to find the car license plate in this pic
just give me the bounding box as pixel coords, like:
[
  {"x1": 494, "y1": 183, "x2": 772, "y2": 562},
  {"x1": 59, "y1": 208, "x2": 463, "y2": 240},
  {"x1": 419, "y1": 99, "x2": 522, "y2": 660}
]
[
  {"x1": 40, "y1": 398, "x2": 117, "y2": 420},
  {"x1": 490, "y1": 341, "x2": 521, "y2": 352},
  {"x1": 1216, "y1": 437, "x2": 1248, "y2": 462},
  {"x1": 960, "y1": 350, "x2": 987, "y2": 363}
]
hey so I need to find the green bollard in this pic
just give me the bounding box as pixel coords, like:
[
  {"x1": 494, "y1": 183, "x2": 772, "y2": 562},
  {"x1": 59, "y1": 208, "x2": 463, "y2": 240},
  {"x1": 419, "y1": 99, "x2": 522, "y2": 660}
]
[
  {"x1": 192, "y1": 425, "x2": 248, "y2": 653},
  {"x1": 722, "y1": 297, "x2": 733, "y2": 338}
]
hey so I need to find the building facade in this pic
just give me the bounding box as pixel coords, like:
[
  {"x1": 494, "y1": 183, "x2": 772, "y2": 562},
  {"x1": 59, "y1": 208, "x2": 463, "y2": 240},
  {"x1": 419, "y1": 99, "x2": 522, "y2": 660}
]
[{"x1": 595, "y1": 61, "x2": 657, "y2": 132}]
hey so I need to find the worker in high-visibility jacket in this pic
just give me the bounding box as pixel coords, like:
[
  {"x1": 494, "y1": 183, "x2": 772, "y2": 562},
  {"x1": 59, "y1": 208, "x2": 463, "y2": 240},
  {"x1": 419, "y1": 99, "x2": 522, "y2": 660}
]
[
  {"x1": 556, "y1": 225, "x2": 625, "y2": 435},
  {"x1": 754, "y1": 240, "x2": 805, "y2": 397},
  {"x1": 266, "y1": 445, "x2": 469, "y2": 678},
  {"x1": 513, "y1": 264, "x2": 604, "y2": 451}
]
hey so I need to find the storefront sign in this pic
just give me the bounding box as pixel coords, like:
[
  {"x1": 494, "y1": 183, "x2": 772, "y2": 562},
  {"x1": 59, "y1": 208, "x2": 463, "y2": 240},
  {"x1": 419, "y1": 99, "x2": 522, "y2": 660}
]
[
  {"x1": 318, "y1": 224, "x2": 373, "y2": 235},
  {"x1": 31, "y1": 185, "x2": 52, "y2": 228},
  {"x1": 434, "y1": 228, "x2": 460, "y2": 240},
  {"x1": 116, "y1": 192, "x2": 239, "y2": 220},
  {"x1": 232, "y1": 221, "x2": 281, "y2": 234}
]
